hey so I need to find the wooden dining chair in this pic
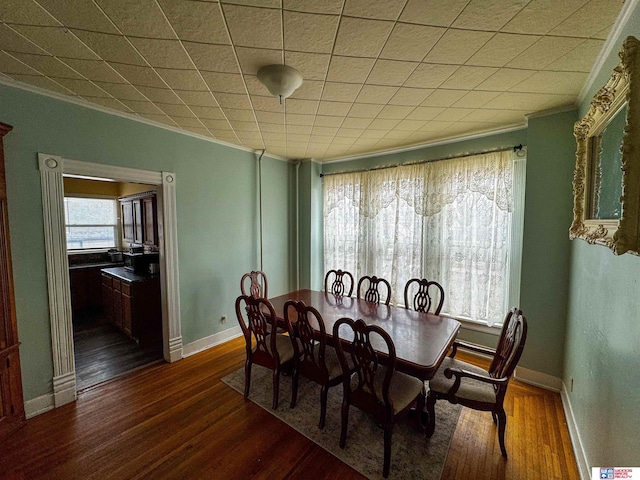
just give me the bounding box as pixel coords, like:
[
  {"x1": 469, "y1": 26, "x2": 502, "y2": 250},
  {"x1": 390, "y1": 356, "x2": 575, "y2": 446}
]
[
  {"x1": 357, "y1": 275, "x2": 392, "y2": 305},
  {"x1": 235, "y1": 294, "x2": 297, "y2": 410},
  {"x1": 403, "y1": 278, "x2": 445, "y2": 315},
  {"x1": 425, "y1": 307, "x2": 528, "y2": 457},
  {"x1": 240, "y1": 270, "x2": 268, "y2": 299},
  {"x1": 333, "y1": 317, "x2": 425, "y2": 478},
  {"x1": 285, "y1": 300, "x2": 349, "y2": 429},
  {"x1": 324, "y1": 269, "x2": 354, "y2": 297}
]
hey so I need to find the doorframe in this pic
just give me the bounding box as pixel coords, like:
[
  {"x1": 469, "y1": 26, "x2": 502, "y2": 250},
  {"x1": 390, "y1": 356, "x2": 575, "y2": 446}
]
[{"x1": 38, "y1": 153, "x2": 183, "y2": 408}]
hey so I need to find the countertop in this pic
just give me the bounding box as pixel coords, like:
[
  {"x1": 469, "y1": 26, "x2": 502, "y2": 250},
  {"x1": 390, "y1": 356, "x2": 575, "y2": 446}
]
[
  {"x1": 100, "y1": 266, "x2": 159, "y2": 283},
  {"x1": 69, "y1": 262, "x2": 123, "y2": 270}
]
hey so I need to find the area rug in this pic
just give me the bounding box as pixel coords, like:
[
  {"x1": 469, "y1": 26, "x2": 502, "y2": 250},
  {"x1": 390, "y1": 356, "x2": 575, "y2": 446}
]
[{"x1": 222, "y1": 365, "x2": 461, "y2": 480}]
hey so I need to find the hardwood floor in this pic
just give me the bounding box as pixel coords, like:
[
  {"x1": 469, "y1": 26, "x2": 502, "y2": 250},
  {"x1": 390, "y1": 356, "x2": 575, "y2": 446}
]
[{"x1": 0, "y1": 337, "x2": 579, "y2": 480}]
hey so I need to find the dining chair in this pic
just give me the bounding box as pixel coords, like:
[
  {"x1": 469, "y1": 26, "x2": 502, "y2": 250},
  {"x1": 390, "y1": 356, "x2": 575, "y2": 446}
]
[
  {"x1": 333, "y1": 317, "x2": 425, "y2": 478},
  {"x1": 403, "y1": 278, "x2": 445, "y2": 315},
  {"x1": 235, "y1": 294, "x2": 297, "y2": 410},
  {"x1": 357, "y1": 275, "x2": 392, "y2": 305},
  {"x1": 240, "y1": 270, "x2": 268, "y2": 299},
  {"x1": 425, "y1": 307, "x2": 528, "y2": 457},
  {"x1": 285, "y1": 300, "x2": 349, "y2": 429},
  {"x1": 324, "y1": 269, "x2": 354, "y2": 297}
]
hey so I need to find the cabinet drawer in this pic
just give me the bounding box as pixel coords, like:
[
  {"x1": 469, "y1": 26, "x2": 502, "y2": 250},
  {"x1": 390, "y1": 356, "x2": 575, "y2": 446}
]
[
  {"x1": 121, "y1": 282, "x2": 131, "y2": 296},
  {"x1": 113, "y1": 278, "x2": 121, "y2": 292},
  {"x1": 101, "y1": 274, "x2": 112, "y2": 288}
]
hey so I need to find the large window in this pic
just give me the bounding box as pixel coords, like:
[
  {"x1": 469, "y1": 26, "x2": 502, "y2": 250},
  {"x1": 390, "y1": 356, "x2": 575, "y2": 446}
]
[
  {"x1": 64, "y1": 196, "x2": 118, "y2": 251},
  {"x1": 323, "y1": 149, "x2": 525, "y2": 327}
]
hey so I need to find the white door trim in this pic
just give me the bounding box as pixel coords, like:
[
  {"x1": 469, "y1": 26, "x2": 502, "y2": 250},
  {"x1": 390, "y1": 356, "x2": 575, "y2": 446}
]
[{"x1": 38, "y1": 154, "x2": 182, "y2": 408}]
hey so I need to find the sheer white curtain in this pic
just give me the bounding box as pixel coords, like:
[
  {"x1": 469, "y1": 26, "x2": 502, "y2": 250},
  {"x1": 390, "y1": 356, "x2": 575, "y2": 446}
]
[{"x1": 323, "y1": 149, "x2": 515, "y2": 326}]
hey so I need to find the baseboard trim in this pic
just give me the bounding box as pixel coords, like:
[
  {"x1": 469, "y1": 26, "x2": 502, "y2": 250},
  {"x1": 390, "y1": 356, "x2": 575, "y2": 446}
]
[
  {"x1": 513, "y1": 366, "x2": 563, "y2": 392},
  {"x1": 182, "y1": 326, "x2": 243, "y2": 357},
  {"x1": 24, "y1": 393, "x2": 54, "y2": 419},
  {"x1": 561, "y1": 384, "x2": 591, "y2": 480}
]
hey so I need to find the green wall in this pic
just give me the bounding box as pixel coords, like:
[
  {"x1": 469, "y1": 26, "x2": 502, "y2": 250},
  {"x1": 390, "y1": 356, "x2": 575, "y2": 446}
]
[
  {"x1": 1, "y1": 84, "x2": 293, "y2": 400},
  {"x1": 562, "y1": 7, "x2": 640, "y2": 468}
]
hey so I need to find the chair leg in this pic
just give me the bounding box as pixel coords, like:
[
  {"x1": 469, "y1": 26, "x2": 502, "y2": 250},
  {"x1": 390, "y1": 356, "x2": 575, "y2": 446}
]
[
  {"x1": 319, "y1": 385, "x2": 328, "y2": 429},
  {"x1": 415, "y1": 391, "x2": 426, "y2": 430},
  {"x1": 496, "y1": 407, "x2": 508, "y2": 457},
  {"x1": 244, "y1": 359, "x2": 252, "y2": 399},
  {"x1": 383, "y1": 423, "x2": 393, "y2": 478},
  {"x1": 339, "y1": 394, "x2": 349, "y2": 448},
  {"x1": 272, "y1": 369, "x2": 280, "y2": 410},
  {"x1": 425, "y1": 391, "x2": 436, "y2": 438},
  {"x1": 492, "y1": 411, "x2": 498, "y2": 424},
  {"x1": 290, "y1": 362, "x2": 299, "y2": 409}
]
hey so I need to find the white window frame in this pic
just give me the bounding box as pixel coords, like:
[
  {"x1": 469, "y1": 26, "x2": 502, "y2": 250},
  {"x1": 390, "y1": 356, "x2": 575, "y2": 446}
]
[{"x1": 63, "y1": 193, "x2": 120, "y2": 252}]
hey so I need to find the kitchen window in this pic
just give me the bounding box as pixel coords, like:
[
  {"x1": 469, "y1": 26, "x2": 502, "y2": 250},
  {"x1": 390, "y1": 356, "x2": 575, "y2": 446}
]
[{"x1": 64, "y1": 196, "x2": 118, "y2": 251}]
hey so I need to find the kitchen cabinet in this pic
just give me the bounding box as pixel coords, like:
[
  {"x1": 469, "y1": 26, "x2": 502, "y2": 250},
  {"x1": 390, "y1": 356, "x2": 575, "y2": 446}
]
[
  {"x1": 119, "y1": 192, "x2": 157, "y2": 247},
  {"x1": 101, "y1": 268, "x2": 161, "y2": 345},
  {"x1": 69, "y1": 265, "x2": 104, "y2": 316},
  {"x1": 0, "y1": 122, "x2": 25, "y2": 439}
]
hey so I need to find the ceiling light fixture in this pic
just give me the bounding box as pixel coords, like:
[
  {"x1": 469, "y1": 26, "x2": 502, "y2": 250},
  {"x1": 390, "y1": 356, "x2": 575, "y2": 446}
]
[{"x1": 257, "y1": 64, "x2": 303, "y2": 104}]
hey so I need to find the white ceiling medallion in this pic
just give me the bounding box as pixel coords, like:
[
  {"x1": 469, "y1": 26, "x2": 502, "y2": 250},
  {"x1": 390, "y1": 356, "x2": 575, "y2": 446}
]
[{"x1": 257, "y1": 65, "x2": 303, "y2": 103}]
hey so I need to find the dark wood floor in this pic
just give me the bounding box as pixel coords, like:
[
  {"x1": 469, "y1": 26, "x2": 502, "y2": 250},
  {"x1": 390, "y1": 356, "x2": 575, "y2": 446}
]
[
  {"x1": 73, "y1": 311, "x2": 163, "y2": 391},
  {"x1": 0, "y1": 337, "x2": 579, "y2": 480}
]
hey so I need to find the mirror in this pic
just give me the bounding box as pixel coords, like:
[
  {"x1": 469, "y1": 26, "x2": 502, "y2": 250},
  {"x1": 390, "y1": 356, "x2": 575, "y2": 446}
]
[{"x1": 570, "y1": 36, "x2": 640, "y2": 255}]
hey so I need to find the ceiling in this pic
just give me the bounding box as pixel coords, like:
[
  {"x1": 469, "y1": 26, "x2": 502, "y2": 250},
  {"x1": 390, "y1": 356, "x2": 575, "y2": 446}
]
[{"x1": 0, "y1": 0, "x2": 626, "y2": 162}]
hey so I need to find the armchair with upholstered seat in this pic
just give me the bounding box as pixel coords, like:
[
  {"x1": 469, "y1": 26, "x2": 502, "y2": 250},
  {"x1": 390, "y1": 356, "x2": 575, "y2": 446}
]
[{"x1": 425, "y1": 307, "x2": 528, "y2": 457}]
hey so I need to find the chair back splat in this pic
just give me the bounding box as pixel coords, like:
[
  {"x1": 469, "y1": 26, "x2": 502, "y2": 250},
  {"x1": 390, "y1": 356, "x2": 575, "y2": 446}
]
[
  {"x1": 324, "y1": 269, "x2": 354, "y2": 297},
  {"x1": 240, "y1": 270, "x2": 268, "y2": 299},
  {"x1": 403, "y1": 278, "x2": 444, "y2": 315},
  {"x1": 357, "y1": 275, "x2": 392, "y2": 305}
]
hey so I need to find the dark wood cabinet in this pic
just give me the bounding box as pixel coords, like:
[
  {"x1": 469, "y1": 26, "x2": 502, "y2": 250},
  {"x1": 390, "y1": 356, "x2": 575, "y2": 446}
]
[
  {"x1": 69, "y1": 266, "x2": 103, "y2": 316},
  {"x1": 119, "y1": 192, "x2": 157, "y2": 247},
  {"x1": 0, "y1": 122, "x2": 25, "y2": 439}
]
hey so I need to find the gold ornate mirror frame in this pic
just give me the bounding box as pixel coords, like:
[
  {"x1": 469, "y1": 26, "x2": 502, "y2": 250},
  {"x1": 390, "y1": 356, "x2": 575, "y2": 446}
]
[{"x1": 570, "y1": 36, "x2": 640, "y2": 255}]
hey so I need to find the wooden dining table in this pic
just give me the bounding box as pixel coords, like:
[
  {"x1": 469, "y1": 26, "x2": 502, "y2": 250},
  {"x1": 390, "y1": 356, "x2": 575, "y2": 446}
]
[{"x1": 268, "y1": 289, "x2": 461, "y2": 381}]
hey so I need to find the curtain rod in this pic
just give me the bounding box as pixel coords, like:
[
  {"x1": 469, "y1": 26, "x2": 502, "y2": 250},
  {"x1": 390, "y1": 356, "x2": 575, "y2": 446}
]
[{"x1": 319, "y1": 144, "x2": 524, "y2": 178}]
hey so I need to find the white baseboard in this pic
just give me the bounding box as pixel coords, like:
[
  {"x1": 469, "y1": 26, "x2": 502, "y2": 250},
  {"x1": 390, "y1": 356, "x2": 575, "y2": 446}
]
[
  {"x1": 24, "y1": 393, "x2": 54, "y2": 419},
  {"x1": 561, "y1": 384, "x2": 591, "y2": 480},
  {"x1": 182, "y1": 326, "x2": 243, "y2": 357},
  {"x1": 513, "y1": 366, "x2": 563, "y2": 392}
]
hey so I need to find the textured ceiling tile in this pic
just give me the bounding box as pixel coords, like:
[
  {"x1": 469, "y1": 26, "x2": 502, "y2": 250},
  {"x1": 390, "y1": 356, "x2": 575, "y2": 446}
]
[
  {"x1": 327, "y1": 56, "x2": 375, "y2": 83},
  {"x1": 287, "y1": 125, "x2": 312, "y2": 135},
  {"x1": 54, "y1": 77, "x2": 111, "y2": 97},
  {"x1": 285, "y1": 51, "x2": 330, "y2": 80},
  {"x1": 343, "y1": 0, "x2": 406, "y2": 20},
  {"x1": 109, "y1": 63, "x2": 167, "y2": 87},
  {"x1": 377, "y1": 105, "x2": 413, "y2": 119},
  {"x1": 183, "y1": 42, "x2": 239, "y2": 73},
  {"x1": 366, "y1": 59, "x2": 418, "y2": 86},
  {"x1": 283, "y1": 0, "x2": 343, "y2": 14},
  {"x1": 368, "y1": 118, "x2": 400, "y2": 130},
  {"x1": 322, "y1": 82, "x2": 361, "y2": 102},
  {"x1": 0, "y1": 0, "x2": 58, "y2": 26},
  {"x1": 385, "y1": 129, "x2": 412, "y2": 138},
  {"x1": 332, "y1": 135, "x2": 357, "y2": 145},
  {"x1": 0, "y1": 52, "x2": 39, "y2": 75},
  {"x1": 10, "y1": 52, "x2": 82, "y2": 79},
  {"x1": 440, "y1": 66, "x2": 498, "y2": 90},
  {"x1": 215, "y1": 92, "x2": 253, "y2": 109},
  {"x1": 252, "y1": 95, "x2": 285, "y2": 112},
  {"x1": 486, "y1": 92, "x2": 574, "y2": 111},
  {"x1": 509, "y1": 71, "x2": 587, "y2": 94},
  {"x1": 62, "y1": 59, "x2": 127, "y2": 83},
  {"x1": 395, "y1": 119, "x2": 426, "y2": 130},
  {"x1": 35, "y1": 0, "x2": 119, "y2": 33},
  {"x1": 462, "y1": 108, "x2": 527, "y2": 124},
  {"x1": 475, "y1": 68, "x2": 535, "y2": 91},
  {"x1": 182, "y1": 126, "x2": 212, "y2": 136},
  {"x1": 399, "y1": 0, "x2": 468, "y2": 27},
  {"x1": 8, "y1": 73, "x2": 75, "y2": 95},
  {"x1": 201, "y1": 72, "x2": 246, "y2": 94},
  {"x1": 355, "y1": 84, "x2": 398, "y2": 104},
  {"x1": 136, "y1": 86, "x2": 184, "y2": 104},
  {"x1": 129, "y1": 38, "x2": 193, "y2": 69},
  {"x1": 222, "y1": 4, "x2": 282, "y2": 49},
  {"x1": 244, "y1": 75, "x2": 266, "y2": 95},
  {"x1": 406, "y1": 106, "x2": 445, "y2": 121},
  {"x1": 157, "y1": 103, "x2": 195, "y2": 117},
  {"x1": 466, "y1": 33, "x2": 540, "y2": 68},
  {"x1": 314, "y1": 115, "x2": 343, "y2": 127},
  {"x1": 380, "y1": 23, "x2": 444, "y2": 62},
  {"x1": 12, "y1": 26, "x2": 99, "y2": 60},
  {"x1": 285, "y1": 98, "x2": 319, "y2": 114},
  {"x1": 289, "y1": 79, "x2": 324, "y2": 100},
  {"x1": 83, "y1": 96, "x2": 132, "y2": 113},
  {"x1": 225, "y1": 108, "x2": 256, "y2": 121},
  {"x1": 189, "y1": 105, "x2": 226, "y2": 119},
  {"x1": 546, "y1": 39, "x2": 604, "y2": 72},
  {"x1": 421, "y1": 89, "x2": 466, "y2": 107},
  {"x1": 336, "y1": 128, "x2": 363, "y2": 138},
  {"x1": 312, "y1": 126, "x2": 339, "y2": 136},
  {"x1": 262, "y1": 128, "x2": 285, "y2": 137},
  {"x1": 333, "y1": 17, "x2": 394, "y2": 58},
  {"x1": 434, "y1": 107, "x2": 474, "y2": 122},
  {"x1": 235, "y1": 47, "x2": 282, "y2": 75},
  {"x1": 155, "y1": 68, "x2": 208, "y2": 90},
  {"x1": 317, "y1": 101, "x2": 352, "y2": 116},
  {"x1": 453, "y1": 90, "x2": 501, "y2": 108},
  {"x1": 92, "y1": 82, "x2": 147, "y2": 101},
  {"x1": 230, "y1": 120, "x2": 259, "y2": 132},
  {"x1": 348, "y1": 103, "x2": 384, "y2": 118},
  {"x1": 501, "y1": 0, "x2": 586, "y2": 35},
  {"x1": 453, "y1": 0, "x2": 527, "y2": 30},
  {"x1": 0, "y1": 24, "x2": 48, "y2": 55},
  {"x1": 548, "y1": 0, "x2": 622, "y2": 38},
  {"x1": 175, "y1": 90, "x2": 219, "y2": 106},
  {"x1": 96, "y1": 0, "x2": 175, "y2": 38},
  {"x1": 72, "y1": 30, "x2": 146, "y2": 64},
  {"x1": 388, "y1": 87, "x2": 433, "y2": 106},
  {"x1": 506, "y1": 36, "x2": 584, "y2": 70},
  {"x1": 286, "y1": 113, "x2": 315, "y2": 125},
  {"x1": 158, "y1": 0, "x2": 230, "y2": 44},
  {"x1": 404, "y1": 63, "x2": 457, "y2": 88},
  {"x1": 172, "y1": 116, "x2": 204, "y2": 128},
  {"x1": 424, "y1": 29, "x2": 493, "y2": 64},
  {"x1": 202, "y1": 118, "x2": 233, "y2": 129},
  {"x1": 284, "y1": 11, "x2": 339, "y2": 53}
]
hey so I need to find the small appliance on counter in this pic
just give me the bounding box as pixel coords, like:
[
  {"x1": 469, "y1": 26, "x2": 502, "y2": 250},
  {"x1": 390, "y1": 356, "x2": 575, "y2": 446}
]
[
  {"x1": 128, "y1": 244, "x2": 144, "y2": 254},
  {"x1": 107, "y1": 249, "x2": 123, "y2": 262},
  {"x1": 123, "y1": 251, "x2": 159, "y2": 274}
]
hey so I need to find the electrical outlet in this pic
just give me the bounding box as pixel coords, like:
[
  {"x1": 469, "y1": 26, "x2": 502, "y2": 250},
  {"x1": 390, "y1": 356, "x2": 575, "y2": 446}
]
[{"x1": 221, "y1": 315, "x2": 227, "y2": 325}]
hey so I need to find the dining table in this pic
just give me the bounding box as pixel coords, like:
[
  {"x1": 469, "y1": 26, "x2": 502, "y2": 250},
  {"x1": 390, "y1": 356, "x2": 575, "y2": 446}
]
[{"x1": 268, "y1": 289, "x2": 461, "y2": 382}]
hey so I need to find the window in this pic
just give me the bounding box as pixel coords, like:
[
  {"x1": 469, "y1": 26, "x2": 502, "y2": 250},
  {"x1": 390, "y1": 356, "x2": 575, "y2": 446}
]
[
  {"x1": 323, "y1": 149, "x2": 525, "y2": 327},
  {"x1": 64, "y1": 196, "x2": 118, "y2": 251}
]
